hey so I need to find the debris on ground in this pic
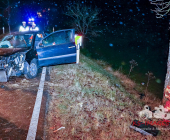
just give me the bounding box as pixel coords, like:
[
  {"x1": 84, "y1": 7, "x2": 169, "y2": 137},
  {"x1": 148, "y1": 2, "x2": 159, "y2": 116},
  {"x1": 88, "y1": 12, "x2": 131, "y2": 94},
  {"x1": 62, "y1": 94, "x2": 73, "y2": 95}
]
[
  {"x1": 138, "y1": 105, "x2": 152, "y2": 119},
  {"x1": 53, "y1": 127, "x2": 65, "y2": 132},
  {"x1": 130, "y1": 120, "x2": 160, "y2": 136},
  {"x1": 141, "y1": 82, "x2": 145, "y2": 85}
]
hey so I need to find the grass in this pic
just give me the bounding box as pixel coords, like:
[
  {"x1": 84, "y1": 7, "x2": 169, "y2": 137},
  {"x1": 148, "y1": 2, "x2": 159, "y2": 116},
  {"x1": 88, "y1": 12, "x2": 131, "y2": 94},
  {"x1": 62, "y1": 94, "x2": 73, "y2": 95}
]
[{"x1": 45, "y1": 54, "x2": 169, "y2": 140}]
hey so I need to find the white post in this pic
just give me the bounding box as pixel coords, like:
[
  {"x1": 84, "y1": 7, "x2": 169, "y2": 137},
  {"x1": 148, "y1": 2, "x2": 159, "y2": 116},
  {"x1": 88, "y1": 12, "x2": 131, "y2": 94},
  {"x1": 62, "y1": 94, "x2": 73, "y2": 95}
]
[
  {"x1": 2, "y1": 27, "x2": 4, "y2": 34},
  {"x1": 76, "y1": 44, "x2": 80, "y2": 64},
  {"x1": 53, "y1": 27, "x2": 54, "y2": 32}
]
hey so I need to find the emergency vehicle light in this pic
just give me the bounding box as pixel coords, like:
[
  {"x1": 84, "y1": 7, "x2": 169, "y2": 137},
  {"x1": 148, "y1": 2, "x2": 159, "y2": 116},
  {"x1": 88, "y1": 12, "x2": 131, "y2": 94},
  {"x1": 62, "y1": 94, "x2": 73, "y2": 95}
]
[{"x1": 29, "y1": 18, "x2": 34, "y2": 22}]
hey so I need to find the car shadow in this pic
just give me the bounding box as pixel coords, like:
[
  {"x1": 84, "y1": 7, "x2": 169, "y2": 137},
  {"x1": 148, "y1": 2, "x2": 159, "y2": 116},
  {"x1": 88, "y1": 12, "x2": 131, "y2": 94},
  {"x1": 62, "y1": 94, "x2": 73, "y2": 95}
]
[{"x1": 0, "y1": 116, "x2": 27, "y2": 139}]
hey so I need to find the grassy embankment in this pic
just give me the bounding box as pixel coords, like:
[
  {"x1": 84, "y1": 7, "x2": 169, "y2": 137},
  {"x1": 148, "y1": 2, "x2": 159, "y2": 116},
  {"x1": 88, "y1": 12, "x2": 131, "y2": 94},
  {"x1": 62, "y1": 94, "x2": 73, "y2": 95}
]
[{"x1": 45, "y1": 54, "x2": 168, "y2": 140}]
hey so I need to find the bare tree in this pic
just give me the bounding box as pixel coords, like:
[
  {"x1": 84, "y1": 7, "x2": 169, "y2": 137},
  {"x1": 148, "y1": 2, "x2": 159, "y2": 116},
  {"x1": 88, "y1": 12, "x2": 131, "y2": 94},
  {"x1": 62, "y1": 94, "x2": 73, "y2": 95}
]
[
  {"x1": 128, "y1": 59, "x2": 138, "y2": 77},
  {"x1": 65, "y1": 3, "x2": 102, "y2": 43},
  {"x1": 145, "y1": 71, "x2": 156, "y2": 94},
  {"x1": 149, "y1": 0, "x2": 170, "y2": 105},
  {"x1": 149, "y1": 0, "x2": 170, "y2": 18}
]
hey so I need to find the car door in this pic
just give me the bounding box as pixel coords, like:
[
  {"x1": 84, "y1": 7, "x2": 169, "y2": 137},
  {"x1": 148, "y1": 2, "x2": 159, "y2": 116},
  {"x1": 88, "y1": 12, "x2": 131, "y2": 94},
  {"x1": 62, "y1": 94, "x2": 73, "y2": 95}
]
[{"x1": 36, "y1": 29, "x2": 76, "y2": 67}]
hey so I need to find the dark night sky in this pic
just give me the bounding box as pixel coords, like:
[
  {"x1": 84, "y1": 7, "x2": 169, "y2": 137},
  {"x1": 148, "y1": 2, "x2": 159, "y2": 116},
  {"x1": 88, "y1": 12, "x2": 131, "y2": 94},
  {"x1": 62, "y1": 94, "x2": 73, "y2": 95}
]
[{"x1": 0, "y1": 0, "x2": 168, "y2": 30}]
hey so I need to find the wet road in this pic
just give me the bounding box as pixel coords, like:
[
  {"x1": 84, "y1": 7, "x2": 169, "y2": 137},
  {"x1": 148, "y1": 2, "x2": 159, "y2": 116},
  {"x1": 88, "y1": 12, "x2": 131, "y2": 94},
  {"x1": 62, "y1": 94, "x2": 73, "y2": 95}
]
[{"x1": 0, "y1": 68, "x2": 50, "y2": 140}]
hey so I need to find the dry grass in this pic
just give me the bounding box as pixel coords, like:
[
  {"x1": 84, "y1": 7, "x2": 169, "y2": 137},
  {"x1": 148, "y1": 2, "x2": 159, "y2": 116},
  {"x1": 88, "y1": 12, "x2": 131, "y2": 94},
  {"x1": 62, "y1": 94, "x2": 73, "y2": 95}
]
[
  {"x1": 110, "y1": 70, "x2": 162, "y2": 109},
  {"x1": 45, "y1": 54, "x2": 170, "y2": 140}
]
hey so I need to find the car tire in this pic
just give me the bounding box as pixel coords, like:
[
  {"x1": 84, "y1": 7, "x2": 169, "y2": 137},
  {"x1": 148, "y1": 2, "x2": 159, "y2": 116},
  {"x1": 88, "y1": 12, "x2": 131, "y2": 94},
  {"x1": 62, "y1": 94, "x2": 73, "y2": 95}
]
[{"x1": 24, "y1": 59, "x2": 38, "y2": 79}]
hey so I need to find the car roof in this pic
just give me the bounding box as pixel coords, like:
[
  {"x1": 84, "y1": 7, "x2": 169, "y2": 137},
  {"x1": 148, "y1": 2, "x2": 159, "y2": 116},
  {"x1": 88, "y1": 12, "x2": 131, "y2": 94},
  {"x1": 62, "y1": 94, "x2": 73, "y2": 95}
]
[
  {"x1": 7, "y1": 31, "x2": 44, "y2": 36},
  {"x1": 5, "y1": 29, "x2": 74, "y2": 36}
]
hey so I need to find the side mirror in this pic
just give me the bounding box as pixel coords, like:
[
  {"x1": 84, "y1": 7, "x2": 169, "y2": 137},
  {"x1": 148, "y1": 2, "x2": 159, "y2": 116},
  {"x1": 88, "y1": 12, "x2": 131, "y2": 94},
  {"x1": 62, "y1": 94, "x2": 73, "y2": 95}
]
[{"x1": 39, "y1": 43, "x2": 44, "y2": 47}]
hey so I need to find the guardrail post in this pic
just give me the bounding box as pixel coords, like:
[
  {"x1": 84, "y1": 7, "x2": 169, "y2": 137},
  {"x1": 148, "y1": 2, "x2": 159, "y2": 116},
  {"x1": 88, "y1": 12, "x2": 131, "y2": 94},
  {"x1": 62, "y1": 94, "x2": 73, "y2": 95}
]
[
  {"x1": 76, "y1": 44, "x2": 80, "y2": 64},
  {"x1": 2, "y1": 27, "x2": 4, "y2": 34}
]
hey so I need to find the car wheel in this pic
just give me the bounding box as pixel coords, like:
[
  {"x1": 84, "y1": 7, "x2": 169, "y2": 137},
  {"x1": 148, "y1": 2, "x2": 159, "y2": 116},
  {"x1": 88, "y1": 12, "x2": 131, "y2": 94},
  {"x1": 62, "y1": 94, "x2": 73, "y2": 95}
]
[{"x1": 24, "y1": 59, "x2": 38, "y2": 79}]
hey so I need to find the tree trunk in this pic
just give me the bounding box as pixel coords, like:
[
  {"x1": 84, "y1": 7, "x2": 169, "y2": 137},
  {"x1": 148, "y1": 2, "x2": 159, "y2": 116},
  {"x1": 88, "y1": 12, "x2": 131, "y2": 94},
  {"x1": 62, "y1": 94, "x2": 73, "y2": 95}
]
[{"x1": 163, "y1": 41, "x2": 170, "y2": 105}]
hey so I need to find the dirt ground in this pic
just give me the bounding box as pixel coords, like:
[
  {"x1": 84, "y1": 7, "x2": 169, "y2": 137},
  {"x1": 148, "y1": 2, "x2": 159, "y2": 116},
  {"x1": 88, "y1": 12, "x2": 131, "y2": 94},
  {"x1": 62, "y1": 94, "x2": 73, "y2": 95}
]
[{"x1": 0, "y1": 69, "x2": 48, "y2": 140}]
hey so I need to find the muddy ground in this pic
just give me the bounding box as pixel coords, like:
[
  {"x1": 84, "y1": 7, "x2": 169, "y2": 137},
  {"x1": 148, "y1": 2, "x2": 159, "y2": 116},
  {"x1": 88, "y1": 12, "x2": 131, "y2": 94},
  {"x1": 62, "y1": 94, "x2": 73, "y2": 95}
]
[{"x1": 0, "y1": 68, "x2": 50, "y2": 140}]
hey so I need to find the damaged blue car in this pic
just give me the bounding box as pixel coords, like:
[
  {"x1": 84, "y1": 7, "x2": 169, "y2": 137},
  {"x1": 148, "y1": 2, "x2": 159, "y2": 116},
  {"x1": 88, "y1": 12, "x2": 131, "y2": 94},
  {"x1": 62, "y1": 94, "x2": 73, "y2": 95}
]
[{"x1": 0, "y1": 29, "x2": 77, "y2": 82}]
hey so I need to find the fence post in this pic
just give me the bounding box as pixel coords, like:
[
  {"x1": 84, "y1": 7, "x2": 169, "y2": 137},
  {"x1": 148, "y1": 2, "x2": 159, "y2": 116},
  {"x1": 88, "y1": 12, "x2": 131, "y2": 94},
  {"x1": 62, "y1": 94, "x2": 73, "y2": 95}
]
[
  {"x1": 76, "y1": 44, "x2": 80, "y2": 64},
  {"x1": 2, "y1": 27, "x2": 4, "y2": 34}
]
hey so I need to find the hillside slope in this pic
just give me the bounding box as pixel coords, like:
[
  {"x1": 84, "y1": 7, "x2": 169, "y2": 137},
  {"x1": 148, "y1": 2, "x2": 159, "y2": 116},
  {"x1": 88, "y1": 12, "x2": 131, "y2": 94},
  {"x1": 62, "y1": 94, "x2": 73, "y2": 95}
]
[{"x1": 44, "y1": 54, "x2": 167, "y2": 140}]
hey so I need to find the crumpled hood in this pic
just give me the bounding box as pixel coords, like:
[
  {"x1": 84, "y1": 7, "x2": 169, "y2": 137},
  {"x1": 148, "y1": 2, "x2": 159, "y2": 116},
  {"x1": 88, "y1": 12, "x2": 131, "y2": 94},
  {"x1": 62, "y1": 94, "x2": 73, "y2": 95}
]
[{"x1": 0, "y1": 48, "x2": 28, "y2": 56}]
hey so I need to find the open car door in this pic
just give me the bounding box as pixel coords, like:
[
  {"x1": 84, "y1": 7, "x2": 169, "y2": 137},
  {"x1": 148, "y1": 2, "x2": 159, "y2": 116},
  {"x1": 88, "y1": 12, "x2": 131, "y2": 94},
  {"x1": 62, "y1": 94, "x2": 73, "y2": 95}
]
[{"x1": 36, "y1": 29, "x2": 76, "y2": 67}]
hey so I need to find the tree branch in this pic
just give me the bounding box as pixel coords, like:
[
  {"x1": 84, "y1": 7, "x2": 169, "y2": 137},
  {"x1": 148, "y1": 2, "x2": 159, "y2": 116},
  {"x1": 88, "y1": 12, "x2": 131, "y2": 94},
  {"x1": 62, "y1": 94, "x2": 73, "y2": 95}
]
[
  {"x1": 150, "y1": 0, "x2": 170, "y2": 18},
  {"x1": 64, "y1": 3, "x2": 101, "y2": 37}
]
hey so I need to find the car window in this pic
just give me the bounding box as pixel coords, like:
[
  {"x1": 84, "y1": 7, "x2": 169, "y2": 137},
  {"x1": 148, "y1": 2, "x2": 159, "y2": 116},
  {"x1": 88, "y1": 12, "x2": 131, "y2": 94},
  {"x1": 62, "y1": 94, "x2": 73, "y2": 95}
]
[
  {"x1": 42, "y1": 30, "x2": 73, "y2": 47},
  {"x1": 65, "y1": 30, "x2": 73, "y2": 43},
  {"x1": 11, "y1": 35, "x2": 27, "y2": 48},
  {"x1": 0, "y1": 34, "x2": 33, "y2": 48},
  {"x1": 2, "y1": 35, "x2": 13, "y2": 41},
  {"x1": 42, "y1": 31, "x2": 65, "y2": 47}
]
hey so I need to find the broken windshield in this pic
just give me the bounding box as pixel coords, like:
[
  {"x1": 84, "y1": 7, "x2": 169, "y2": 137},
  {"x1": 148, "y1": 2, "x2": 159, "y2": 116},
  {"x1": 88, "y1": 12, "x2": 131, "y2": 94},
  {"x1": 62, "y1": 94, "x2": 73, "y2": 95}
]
[{"x1": 0, "y1": 34, "x2": 33, "y2": 48}]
